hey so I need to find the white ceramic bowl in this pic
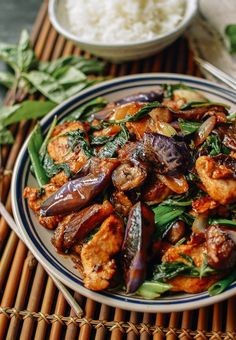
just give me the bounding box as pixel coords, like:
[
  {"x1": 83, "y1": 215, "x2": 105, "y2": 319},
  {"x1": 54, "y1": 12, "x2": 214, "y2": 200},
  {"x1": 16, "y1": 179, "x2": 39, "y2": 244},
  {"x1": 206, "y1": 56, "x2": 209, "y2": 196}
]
[{"x1": 48, "y1": 0, "x2": 198, "y2": 62}]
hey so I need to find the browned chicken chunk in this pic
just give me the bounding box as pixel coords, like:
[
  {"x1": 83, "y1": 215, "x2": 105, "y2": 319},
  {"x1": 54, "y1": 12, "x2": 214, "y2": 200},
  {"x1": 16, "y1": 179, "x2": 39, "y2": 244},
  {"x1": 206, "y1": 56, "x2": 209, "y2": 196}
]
[
  {"x1": 206, "y1": 225, "x2": 236, "y2": 270},
  {"x1": 81, "y1": 214, "x2": 124, "y2": 291},
  {"x1": 162, "y1": 240, "x2": 220, "y2": 293},
  {"x1": 47, "y1": 121, "x2": 89, "y2": 173},
  {"x1": 24, "y1": 183, "x2": 62, "y2": 229},
  {"x1": 196, "y1": 156, "x2": 236, "y2": 204}
]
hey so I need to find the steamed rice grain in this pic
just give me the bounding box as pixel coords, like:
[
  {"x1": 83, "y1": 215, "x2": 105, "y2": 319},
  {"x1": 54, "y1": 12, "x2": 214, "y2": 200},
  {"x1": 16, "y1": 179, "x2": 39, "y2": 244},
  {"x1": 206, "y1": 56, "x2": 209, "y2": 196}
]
[{"x1": 65, "y1": 0, "x2": 186, "y2": 44}]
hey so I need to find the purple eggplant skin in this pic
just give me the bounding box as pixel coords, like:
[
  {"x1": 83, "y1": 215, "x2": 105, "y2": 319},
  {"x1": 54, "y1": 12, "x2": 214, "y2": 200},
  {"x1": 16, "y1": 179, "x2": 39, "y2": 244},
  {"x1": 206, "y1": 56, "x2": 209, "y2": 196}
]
[
  {"x1": 143, "y1": 132, "x2": 192, "y2": 176},
  {"x1": 121, "y1": 202, "x2": 155, "y2": 294},
  {"x1": 40, "y1": 159, "x2": 119, "y2": 216},
  {"x1": 116, "y1": 90, "x2": 163, "y2": 105}
]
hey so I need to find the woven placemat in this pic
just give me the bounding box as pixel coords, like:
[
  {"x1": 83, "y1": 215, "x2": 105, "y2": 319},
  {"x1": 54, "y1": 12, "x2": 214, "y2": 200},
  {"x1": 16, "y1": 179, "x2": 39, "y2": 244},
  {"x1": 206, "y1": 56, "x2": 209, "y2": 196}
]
[{"x1": 0, "y1": 1, "x2": 236, "y2": 339}]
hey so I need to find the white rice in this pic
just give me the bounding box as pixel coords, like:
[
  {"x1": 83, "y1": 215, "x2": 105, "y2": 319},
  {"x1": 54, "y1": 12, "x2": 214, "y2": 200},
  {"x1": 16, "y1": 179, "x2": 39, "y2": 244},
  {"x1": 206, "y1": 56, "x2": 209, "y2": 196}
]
[{"x1": 65, "y1": 0, "x2": 186, "y2": 44}]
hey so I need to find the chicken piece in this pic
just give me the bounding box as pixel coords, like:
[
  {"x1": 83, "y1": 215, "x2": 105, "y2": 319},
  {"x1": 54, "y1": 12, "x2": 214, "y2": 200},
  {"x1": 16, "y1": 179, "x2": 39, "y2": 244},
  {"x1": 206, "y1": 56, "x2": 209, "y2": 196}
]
[
  {"x1": 24, "y1": 183, "x2": 62, "y2": 229},
  {"x1": 196, "y1": 156, "x2": 236, "y2": 204},
  {"x1": 162, "y1": 242, "x2": 206, "y2": 267},
  {"x1": 169, "y1": 275, "x2": 219, "y2": 293},
  {"x1": 81, "y1": 214, "x2": 124, "y2": 291},
  {"x1": 206, "y1": 225, "x2": 236, "y2": 270},
  {"x1": 47, "y1": 121, "x2": 89, "y2": 174},
  {"x1": 111, "y1": 191, "x2": 133, "y2": 217},
  {"x1": 192, "y1": 196, "x2": 219, "y2": 214},
  {"x1": 142, "y1": 177, "x2": 171, "y2": 205},
  {"x1": 162, "y1": 240, "x2": 220, "y2": 293},
  {"x1": 126, "y1": 117, "x2": 152, "y2": 140},
  {"x1": 112, "y1": 160, "x2": 148, "y2": 191}
]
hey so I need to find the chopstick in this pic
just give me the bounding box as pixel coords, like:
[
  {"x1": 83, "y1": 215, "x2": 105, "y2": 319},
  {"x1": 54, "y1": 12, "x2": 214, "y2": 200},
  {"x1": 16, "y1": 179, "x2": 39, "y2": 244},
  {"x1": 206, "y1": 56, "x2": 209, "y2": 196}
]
[
  {"x1": 0, "y1": 201, "x2": 84, "y2": 317},
  {"x1": 194, "y1": 57, "x2": 236, "y2": 91}
]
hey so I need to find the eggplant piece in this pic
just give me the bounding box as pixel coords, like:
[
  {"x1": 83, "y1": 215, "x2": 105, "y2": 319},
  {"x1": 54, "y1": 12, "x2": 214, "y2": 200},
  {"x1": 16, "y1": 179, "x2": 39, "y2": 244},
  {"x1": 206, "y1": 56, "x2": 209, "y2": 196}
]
[
  {"x1": 112, "y1": 160, "x2": 148, "y2": 191},
  {"x1": 143, "y1": 132, "x2": 191, "y2": 175},
  {"x1": 116, "y1": 90, "x2": 163, "y2": 105},
  {"x1": 206, "y1": 225, "x2": 236, "y2": 270},
  {"x1": 40, "y1": 159, "x2": 119, "y2": 216},
  {"x1": 63, "y1": 200, "x2": 113, "y2": 248},
  {"x1": 111, "y1": 191, "x2": 133, "y2": 217},
  {"x1": 170, "y1": 105, "x2": 227, "y2": 121},
  {"x1": 217, "y1": 124, "x2": 236, "y2": 151},
  {"x1": 92, "y1": 102, "x2": 116, "y2": 120},
  {"x1": 121, "y1": 202, "x2": 155, "y2": 293}
]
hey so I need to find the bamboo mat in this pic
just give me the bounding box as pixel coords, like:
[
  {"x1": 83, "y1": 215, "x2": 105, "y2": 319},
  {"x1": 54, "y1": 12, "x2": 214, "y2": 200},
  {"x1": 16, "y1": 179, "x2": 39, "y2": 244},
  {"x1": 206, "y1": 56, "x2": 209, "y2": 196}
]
[{"x1": 0, "y1": 1, "x2": 236, "y2": 339}]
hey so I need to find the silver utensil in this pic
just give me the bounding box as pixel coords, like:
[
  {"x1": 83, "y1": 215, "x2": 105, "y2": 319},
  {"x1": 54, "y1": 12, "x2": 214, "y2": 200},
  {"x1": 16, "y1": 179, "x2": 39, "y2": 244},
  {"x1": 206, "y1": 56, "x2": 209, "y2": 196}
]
[
  {"x1": 194, "y1": 57, "x2": 236, "y2": 91},
  {"x1": 0, "y1": 202, "x2": 84, "y2": 317}
]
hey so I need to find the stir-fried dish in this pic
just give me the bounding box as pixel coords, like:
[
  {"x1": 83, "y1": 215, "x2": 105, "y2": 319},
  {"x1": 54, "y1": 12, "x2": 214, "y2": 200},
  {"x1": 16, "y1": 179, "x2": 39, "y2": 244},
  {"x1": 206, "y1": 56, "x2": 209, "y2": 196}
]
[{"x1": 24, "y1": 84, "x2": 236, "y2": 298}]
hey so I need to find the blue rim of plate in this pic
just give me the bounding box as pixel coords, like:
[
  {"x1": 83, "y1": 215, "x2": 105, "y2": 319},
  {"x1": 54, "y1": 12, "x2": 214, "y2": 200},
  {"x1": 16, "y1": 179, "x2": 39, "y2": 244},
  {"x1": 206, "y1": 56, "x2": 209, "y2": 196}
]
[{"x1": 12, "y1": 74, "x2": 236, "y2": 313}]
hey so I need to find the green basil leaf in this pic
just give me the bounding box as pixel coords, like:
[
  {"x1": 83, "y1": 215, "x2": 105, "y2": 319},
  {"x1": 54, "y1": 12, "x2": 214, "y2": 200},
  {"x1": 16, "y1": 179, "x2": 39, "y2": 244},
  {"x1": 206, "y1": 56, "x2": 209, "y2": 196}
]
[
  {"x1": 0, "y1": 127, "x2": 14, "y2": 144},
  {"x1": 178, "y1": 119, "x2": 201, "y2": 135},
  {"x1": 108, "y1": 101, "x2": 161, "y2": 125},
  {"x1": 98, "y1": 124, "x2": 129, "y2": 158},
  {"x1": 42, "y1": 152, "x2": 72, "y2": 178},
  {"x1": 64, "y1": 129, "x2": 94, "y2": 158},
  {"x1": 52, "y1": 65, "x2": 86, "y2": 86},
  {"x1": 0, "y1": 100, "x2": 56, "y2": 127},
  {"x1": 0, "y1": 43, "x2": 18, "y2": 71},
  {"x1": 17, "y1": 30, "x2": 36, "y2": 72},
  {"x1": 24, "y1": 71, "x2": 67, "y2": 103},
  {"x1": 0, "y1": 104, "x2": 21, "y2": 124},
  {"x1": 90, "y1": 135, "x2": 116, "y2": 145},
  {"x1": 0, "y1": 71, "x2": 15, "y2": 88},
  {"x1": 39, "y1": 56, "x2": 104, "y2": 75}
]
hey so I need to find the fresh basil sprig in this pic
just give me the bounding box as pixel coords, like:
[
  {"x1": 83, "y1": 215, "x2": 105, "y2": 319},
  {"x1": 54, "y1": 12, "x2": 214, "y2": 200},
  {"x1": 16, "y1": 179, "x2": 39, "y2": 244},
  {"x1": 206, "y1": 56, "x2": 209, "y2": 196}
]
[{"x1": 0, "y1": 30, "x2": 106, "y2": 144}]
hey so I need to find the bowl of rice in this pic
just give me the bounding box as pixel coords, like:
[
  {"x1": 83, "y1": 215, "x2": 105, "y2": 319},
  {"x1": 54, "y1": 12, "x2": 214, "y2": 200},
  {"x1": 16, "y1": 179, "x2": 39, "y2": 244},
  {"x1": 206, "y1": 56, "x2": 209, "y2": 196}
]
[{"x1": 49, "y1": 0, "x2": 198, "y2": 62}]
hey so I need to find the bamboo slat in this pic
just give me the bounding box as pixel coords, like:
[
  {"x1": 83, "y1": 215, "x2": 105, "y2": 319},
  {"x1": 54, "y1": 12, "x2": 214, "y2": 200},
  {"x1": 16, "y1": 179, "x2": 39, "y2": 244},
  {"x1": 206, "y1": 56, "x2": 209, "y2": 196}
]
[{"x1": 0, "y1": 1, "x2": 236, "y2": 339}]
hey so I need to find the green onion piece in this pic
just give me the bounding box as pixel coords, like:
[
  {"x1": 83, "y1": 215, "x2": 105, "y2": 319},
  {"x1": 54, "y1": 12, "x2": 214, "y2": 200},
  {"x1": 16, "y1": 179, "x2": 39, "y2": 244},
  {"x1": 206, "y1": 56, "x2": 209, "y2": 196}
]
[
  {"x1": 178, "y1": 119, "x2": 201, "y2": 135},
  {"x1": 136, "y1": 281, "x2": 172, "y2": 299},
  {"x1": 28, "y1": 124, "x2": 49, "y2": 187},
  {"x1": 208, "y1": 218, "x2": 236, "y2": 227},
  {"x1": 153, "y1": 205, "x2": 185, "y2": 226},
  {"x1": 208, "y1": 271, "x2": 236, "y2": 296},
  {"x1": 39, "y1": 115, "x2": 57, "y2": 160}
]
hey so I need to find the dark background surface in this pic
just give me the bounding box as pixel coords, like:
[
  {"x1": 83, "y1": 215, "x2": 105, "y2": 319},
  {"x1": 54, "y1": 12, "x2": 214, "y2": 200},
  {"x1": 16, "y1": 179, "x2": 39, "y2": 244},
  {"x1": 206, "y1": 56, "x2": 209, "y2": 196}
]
[{"x1": 0, "y1": 0, "x2": 42, "y2": 103}]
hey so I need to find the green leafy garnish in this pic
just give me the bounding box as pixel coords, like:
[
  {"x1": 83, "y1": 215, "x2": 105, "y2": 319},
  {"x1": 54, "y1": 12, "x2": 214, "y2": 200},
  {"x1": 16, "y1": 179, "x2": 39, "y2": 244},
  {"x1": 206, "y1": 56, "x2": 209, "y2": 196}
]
[
  {"x1": 208, "y1": 270, "x2": 236, "y2": 296},
  {"x1": 0, "y1": 30, "x2": 106, "y2": 145},
  {"x1": 0, "y1": 101, "x2": 56, "y2": 145},
  {"x1": 225, "y1": 24, "x2": 236, "y2": 53},
  {"x1": 153, "y1": 255, "x2": 216, "y2": 282},
  {"x1": 27, "y1": 124, "x2": 49, "y2": 187},
  {"x1": 64, "y1": 129, "x2": 93, "y2": 158},
  {"x1": 108, "y1": 101, "x2": 161, "y2": 124},
  {"x1": 90, "y1": 135, "x2": 116, "y2": 146},
  {"x1": 178, "y1": 119, "x2": 201, "y2": 135},
  {"x1": 208, "y1": 218, "x2": 236, "y2": 227},
  {"x1": 180, "y1": 101, "x2": 230, "y2": 110},
  {"x1": 201, "y1": 134, "x2": 231, "y2": 156},
  {"x1": 98, "y1": 124, "x2": 129, "y2": 158},
  {"x1": 135, "y1": 281, "x2": 172, "y2": 299},
  {"x1": 42, "y1": 152, "x2": 72, "y2": 179},
  {"x1": 162, "y1": 83, "x2": 191, "y2": 99}
]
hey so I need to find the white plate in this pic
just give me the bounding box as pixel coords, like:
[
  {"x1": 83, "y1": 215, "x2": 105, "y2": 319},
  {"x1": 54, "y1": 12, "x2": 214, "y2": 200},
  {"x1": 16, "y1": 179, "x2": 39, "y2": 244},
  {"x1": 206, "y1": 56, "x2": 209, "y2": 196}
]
[{"x1": 12, "y1": 73, "x2": 236, "y2": 312}]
